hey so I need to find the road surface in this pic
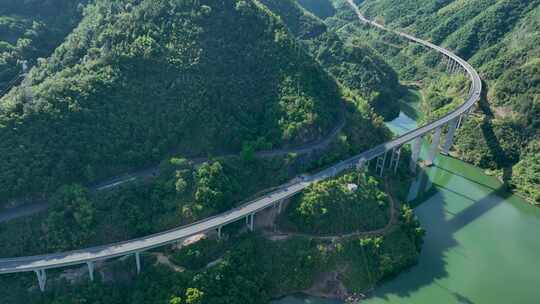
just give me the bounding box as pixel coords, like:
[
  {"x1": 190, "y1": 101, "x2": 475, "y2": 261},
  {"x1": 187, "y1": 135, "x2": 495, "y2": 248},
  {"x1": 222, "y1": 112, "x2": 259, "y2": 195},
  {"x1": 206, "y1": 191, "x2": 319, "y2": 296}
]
[{"x1": 0, "y1": 1, "x2": 481, "y2": 277}]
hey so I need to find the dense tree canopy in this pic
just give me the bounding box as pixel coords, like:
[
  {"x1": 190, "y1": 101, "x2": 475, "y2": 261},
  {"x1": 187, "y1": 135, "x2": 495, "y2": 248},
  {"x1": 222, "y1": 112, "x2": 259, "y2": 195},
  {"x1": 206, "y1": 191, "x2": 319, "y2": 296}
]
[
  {"x1": 45, "y1": 184, "x2": 96, "y2": 250},
  {"x1": 0, "y1": 0, "x2": 345, "y2": 204},
  {"x1": 0, "y1": 2, "x2": 426, "y2": 303},
  {"x1": 260, "y1": 0, "x2": 403, "y2": 120},
  {"x1": 0, "y1": 0, "x2": 87, "y2": 94},
  {"x1": 512, "y1": 139, "x2": 540, "y2": 203},
  {"x1": 286, "y1": 171, "x2": 390, "y2": 234},
  {"x1": 325, "y1": 0, "x2": 540, "y2": 202}
]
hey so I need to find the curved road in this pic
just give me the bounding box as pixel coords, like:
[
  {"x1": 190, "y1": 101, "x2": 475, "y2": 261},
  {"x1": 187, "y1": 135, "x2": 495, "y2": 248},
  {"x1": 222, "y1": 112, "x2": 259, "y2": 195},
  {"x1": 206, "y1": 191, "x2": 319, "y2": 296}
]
[
  {"x1": 0, "y1": 0, "x2": 481, "y2": 280},
  {"x1": 0, "y1": 101, "x2": 346, "y2": 223}
]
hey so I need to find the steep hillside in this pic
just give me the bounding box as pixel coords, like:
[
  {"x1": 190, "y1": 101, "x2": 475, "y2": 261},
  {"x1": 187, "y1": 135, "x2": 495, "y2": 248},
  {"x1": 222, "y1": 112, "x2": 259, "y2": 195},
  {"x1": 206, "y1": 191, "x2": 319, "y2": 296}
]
[
  {"x1": 260, "y1": 0, "x2": 403, "y2": 119},
  {"x1": 0, "y1": 0, "x2": 343, "y2": 203},
  {"x1": 333, "y1": 0, "x2": 540, "y2": 203},
  {"x1": 297, "y1": 0, "x2": 337, "y2": 19},
  {"x1": 0, "y1": 0, "x2": 87, "y2": 95}
]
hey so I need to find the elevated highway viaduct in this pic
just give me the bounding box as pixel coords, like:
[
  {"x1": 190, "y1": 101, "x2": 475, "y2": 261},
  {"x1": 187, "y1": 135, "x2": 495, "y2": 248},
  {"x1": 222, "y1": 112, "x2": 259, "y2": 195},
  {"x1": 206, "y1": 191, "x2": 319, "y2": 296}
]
[{"x1": 0, "y1": 0, "x2": 482, "y2": 292}]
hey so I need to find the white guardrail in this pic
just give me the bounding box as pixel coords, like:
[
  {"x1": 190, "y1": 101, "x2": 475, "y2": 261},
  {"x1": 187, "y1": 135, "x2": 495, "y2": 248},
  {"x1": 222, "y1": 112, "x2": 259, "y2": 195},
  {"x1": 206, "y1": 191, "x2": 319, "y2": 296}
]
[{"x1": 0, "y1": 0, "x2": 481, "y2": 286}]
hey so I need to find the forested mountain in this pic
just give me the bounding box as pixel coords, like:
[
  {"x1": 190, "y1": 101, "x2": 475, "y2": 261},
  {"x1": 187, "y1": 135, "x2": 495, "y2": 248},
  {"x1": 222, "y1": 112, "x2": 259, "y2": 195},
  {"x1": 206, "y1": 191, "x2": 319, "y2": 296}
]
[
  {"x1": 0, "y1": 0, "x2": 87, "y2": 95},
  {"x1": 311, "y1": 0, "x2": 540, "y2": 203},
  {"x1": 260, "y1": 0, "x2": 404, "y2": 119},
  {"x1": 0, "y1": 1, "x2": 425, "y2": 301},
  {"x1": 358, "y1": 0, "x2": 540, "y2": 203},
  {"x1": 0, "y1": 0, "x2": 344, "y2": 203}
]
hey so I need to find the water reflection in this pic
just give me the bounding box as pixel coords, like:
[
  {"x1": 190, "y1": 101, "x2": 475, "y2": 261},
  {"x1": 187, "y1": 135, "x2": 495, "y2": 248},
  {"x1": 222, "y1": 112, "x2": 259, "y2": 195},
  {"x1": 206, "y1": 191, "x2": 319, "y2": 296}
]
[{"x1": 406, "y1": 169, "x2": 432, "y2": 203}]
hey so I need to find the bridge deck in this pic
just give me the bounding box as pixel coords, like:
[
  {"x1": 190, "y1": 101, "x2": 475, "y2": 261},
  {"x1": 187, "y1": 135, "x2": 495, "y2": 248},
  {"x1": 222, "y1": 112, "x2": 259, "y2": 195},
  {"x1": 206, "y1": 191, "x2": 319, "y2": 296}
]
[{"x1": 0, "y1": 0, "x2": 482, "y2": 275}]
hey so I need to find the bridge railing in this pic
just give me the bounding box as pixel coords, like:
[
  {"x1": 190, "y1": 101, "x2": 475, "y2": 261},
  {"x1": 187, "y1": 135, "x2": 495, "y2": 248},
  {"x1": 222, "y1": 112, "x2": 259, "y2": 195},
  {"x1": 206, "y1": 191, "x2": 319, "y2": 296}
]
[{"x1": 0, "y1": 1, "x2": 483, "y2": 291}]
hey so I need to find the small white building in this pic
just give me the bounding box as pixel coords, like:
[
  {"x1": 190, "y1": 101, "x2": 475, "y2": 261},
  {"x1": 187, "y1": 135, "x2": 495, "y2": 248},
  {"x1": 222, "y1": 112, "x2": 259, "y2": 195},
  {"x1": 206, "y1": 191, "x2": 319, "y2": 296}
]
[{"x1": 347, "y1": 183, "x2": 359, "y2": 192}]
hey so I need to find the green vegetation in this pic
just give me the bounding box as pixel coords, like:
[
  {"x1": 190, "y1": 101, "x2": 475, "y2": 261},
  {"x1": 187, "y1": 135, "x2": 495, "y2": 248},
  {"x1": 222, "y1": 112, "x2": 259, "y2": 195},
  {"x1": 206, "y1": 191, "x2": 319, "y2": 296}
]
[
  {"x1": 0, "y1": 96, "x2": 392, "y2": 256},
  {"x1": 319, "y1": 0, "x2": 540, "y2": 203},
  {"x1": 0, "y1": 154, "x2": 295, "y2": 256},
  {"x1": 284, "y1": 171, "x2": 390, "y2": 235},
  {"x1": 45, "y1": 184, "x2": 96, "y2": 250},
  {"x1": 420, "y1": 74, "x2": 469, "y2": 124},
  {"x1": 260, "y1": 0, "x2": 404, "y2": 120},
  {"x1": 511, "y1": 139, "x2": 540, "y2": 203},
  {"x1": 0, "y1": 94, "x2": 392, "y2": 256},
  {"x1": 0, "y1": 0, "x2": 87, "y2": 94},
  {"x1": 297, "y1": 0, "x2": 337, "y2": 19},
  {"x1": 0, "y1": 0, "x2": 343, "y2": 204},
  {"x1": 0, "y1": 1, "x2": 428, "y2": 302},
  {"x1": 170, "y1": 237, "x2": 231, "y2": 270},
  {"x1": 0, "y1": 205, "x2": 423, "y2": 304}
]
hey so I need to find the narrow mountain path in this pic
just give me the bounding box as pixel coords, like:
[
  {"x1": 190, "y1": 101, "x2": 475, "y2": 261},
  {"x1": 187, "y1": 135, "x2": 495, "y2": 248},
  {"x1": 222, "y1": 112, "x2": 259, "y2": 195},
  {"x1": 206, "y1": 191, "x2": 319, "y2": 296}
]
[{"x1": 0, "y1": 108, "x2": 346, "y2": 223}]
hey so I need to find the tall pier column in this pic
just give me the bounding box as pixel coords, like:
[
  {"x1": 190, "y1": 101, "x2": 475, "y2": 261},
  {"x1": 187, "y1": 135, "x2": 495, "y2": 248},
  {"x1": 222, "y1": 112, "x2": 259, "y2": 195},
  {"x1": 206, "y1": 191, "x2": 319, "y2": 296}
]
[
  {"x1": 356, "y1": 159, "x2": 366, "y2": 172},
  {"x1": 453, "y1": 62, "x2": 460, "y2": 74},
  {"x1": 457, "y1": 114, "x2": 464, "y2": 129},
  {"x1": 87, "y1": 261, "x2": 95, "y2": 281},
  {"x1": 217, "y1": 226, "x2": 223, "y2": 239},
  {"x1": 35, "y1": 269, "x2": 46, "y2": 292},
  {"x1": 135, "y1": 252, "x2": 141, "y2": 274},
  {"x1": 427, "y1": 127, "x2": 442, "y2": 166},
  {"x1": 389, "y1": 148, "x2": 402, "y2": 173},
  {"x1": 375, "y1": 152, "x2": 387, "y2": 177},
  {"x1": 442, "y1": 118, "x2": 459, "y2": 155},
  {"x1": 410, "y1": 137, "x2": 422, "y2": 173},
  {"x1": 246, "y1": 213, "x2": 254, "y2": 231}
]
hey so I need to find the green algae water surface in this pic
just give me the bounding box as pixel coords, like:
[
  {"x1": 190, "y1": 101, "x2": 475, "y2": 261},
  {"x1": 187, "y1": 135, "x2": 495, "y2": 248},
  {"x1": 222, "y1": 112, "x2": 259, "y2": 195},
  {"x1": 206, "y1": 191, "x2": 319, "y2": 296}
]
[{"x1": 275, "y1": 108, "x2": 540, "y2": 304}]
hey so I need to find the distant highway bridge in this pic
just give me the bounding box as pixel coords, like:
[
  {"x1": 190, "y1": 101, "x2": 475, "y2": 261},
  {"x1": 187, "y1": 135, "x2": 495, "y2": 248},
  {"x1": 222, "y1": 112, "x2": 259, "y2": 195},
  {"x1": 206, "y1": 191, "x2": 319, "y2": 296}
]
[{"x1": 0, "y1": 0, "x2": 482, "y2": 292}]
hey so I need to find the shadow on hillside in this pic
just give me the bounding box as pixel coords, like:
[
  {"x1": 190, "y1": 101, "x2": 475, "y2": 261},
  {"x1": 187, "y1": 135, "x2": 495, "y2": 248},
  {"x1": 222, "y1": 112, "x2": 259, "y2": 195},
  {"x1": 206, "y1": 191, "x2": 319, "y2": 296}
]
[
  {"x1": 368, "y1": 155, "x2": 508, "y2": 302},
  {"x1": 477, "y1": 81, "x2": 514, "y2": 184}
]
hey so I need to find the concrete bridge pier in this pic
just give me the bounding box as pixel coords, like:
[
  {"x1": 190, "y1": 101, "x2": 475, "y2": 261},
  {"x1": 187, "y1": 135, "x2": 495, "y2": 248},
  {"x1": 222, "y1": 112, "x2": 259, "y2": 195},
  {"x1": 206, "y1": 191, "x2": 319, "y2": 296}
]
[
  {"x1": 426, "y1": 127, "x2": 442, "y2": 166},
  {"x1": 246, "y1": 213, "x2": 254, "y2": 231},
  {"x1": 451, "y1": 61, "x2": 458, "y2": 74},
  {"x1": 356, "y1": 159, "x2": 366, "y2": 172},
  {"x1": 456, "y1": 107, "x2": 474, "y2": 130},
  {"x1": 135, "y1": 252, "x2": 141, "y2": 274},
  {"x1": 35, "y1": 269, "x2": 46, "y2": 292},
  {"x1": 442, "y1": 118, "x2": 459, "y2": 155},
  {"x1": 375, "y1": 152, "x2": 387, "y2": 177},
  {"x1": 410, "y1": 137, "x2": 422, "y2": 173},
  {"x1": 217, "y1": 226, "x2": 223, "y2": 239},
  {"x1": 87, "y1": 261, "x2": 95, "y2": 281},
  {"x1": 457, "y1": 114, "x2": 464, "y2": 129},
  {"x1": 389, "y1": 147, "x2": 401, "y2": 173}
]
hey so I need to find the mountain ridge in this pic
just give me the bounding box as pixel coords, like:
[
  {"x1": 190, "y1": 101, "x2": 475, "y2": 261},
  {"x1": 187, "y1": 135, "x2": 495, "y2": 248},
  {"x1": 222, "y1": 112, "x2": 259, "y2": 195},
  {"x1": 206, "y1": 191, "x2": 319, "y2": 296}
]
[{"x1": 0, "y1": 0, "x2": 345, "y2": 203}]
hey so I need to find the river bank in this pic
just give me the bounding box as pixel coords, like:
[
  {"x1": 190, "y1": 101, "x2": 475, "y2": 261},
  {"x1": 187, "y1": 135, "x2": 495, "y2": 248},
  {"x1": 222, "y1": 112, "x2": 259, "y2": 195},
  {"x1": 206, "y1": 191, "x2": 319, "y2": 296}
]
[{"x1": 275, "y1": 97, "x2": 540, "y2": 304}]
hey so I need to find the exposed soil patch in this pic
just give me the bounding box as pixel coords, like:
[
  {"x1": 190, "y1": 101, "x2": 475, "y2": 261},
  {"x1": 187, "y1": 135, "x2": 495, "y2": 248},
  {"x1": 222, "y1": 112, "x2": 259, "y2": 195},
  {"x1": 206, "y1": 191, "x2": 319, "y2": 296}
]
[{"x1": 152, "y1": 252, "x2": 184, "y2": 272}]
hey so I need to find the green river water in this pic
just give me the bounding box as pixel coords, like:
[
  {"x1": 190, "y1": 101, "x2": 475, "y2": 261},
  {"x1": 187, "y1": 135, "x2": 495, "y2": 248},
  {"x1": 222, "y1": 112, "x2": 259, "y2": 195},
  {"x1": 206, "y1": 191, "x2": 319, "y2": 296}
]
[{"x1": 274, "y1": 108, "x2": 540, "y2": 304}]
